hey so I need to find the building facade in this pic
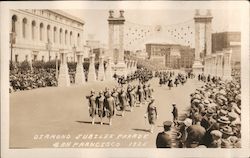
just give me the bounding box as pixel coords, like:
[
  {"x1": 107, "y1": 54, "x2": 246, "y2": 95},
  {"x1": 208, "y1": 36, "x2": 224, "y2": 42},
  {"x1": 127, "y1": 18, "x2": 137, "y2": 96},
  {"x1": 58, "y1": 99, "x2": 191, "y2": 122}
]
[
  {"x1": 212, "y1": 32, "x2": 241, "y2": 70},
  {"x1": 146, "y1": 43, "x2": 194, "y2": 69},
  {"x1": 10, "y1": 9, "x2": 84, "y2": 63}
]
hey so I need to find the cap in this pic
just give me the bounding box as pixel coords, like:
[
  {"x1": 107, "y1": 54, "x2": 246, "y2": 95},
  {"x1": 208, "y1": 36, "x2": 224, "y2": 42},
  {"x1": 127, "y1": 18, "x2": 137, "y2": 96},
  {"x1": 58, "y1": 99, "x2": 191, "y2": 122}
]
[
  {"x1": 163, "y1": 121, "x2": 172, "y2": 127},
  {"x1": 183, "y1": 118, "x2": 192, "y2": 127}
]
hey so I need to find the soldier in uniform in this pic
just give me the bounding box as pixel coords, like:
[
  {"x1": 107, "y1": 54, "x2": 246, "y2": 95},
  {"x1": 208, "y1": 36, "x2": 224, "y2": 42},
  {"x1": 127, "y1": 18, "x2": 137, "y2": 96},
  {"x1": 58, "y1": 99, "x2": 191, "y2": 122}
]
[
  {"x1": 105, "y1": 91, "x2": 115, "y2": 125},
  {"x1": 137, "y1": 84, "x2": 144, "y2": 107},
  {"x1": 86, "y1": 90, "x2": 97, "y2": 125},
  {"x1": 96, "y1": 91, "x2": 105, "y2": 125},
  {"x1": 127, "y1": 85, "x2": 136, "y2": 112},
  {"x1": 144, "y1": 98, "x2": 158, "y2": 133},
  {"x1": 172, "y1": 103, "x2": 178, "y2": 126},
  {"x1": 156, "y1": 121, "x2": 173, "y2": 148}
]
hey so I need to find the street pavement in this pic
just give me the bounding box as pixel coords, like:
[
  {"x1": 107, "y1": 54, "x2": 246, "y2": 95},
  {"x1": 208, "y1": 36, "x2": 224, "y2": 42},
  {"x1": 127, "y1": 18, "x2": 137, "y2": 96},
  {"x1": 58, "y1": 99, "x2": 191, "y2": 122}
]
[{"x1": 10, "y1": 78, "x2": 204, "y2": 148}]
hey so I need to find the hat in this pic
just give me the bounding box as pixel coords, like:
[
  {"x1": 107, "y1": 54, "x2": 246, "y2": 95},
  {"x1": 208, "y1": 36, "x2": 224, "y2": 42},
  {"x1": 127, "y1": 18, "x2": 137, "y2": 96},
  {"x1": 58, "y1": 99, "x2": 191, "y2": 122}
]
[
  {"x1": 183, "y1": 118, "x2": 192, "y2": 127},
  {"x1": 217, "y1": 116, "x2": 230, "y2": 124},
  {"x1": 207, "y1": 108, "x2": 214, "y2": 115},
  {"x1": 210, "y1": 130, "x2": 222, "y2": 138},
  {"x1": 219, "y1": 109, "x2": 228, "y2": 116},
  {"x1": 220, "y1": 126, "x2": 234, "y2": 135},
  {"x1": 172, "y1": 103, "x2": 176, "y2": 106},
  {"x1": 203, "y1": 99, "x2": 210, "y2": 105},
  {"x1": 91, "y1": 89, "x2": 95, "y2": 94},
  {"x1": 163, "y1": 121, "x2": 172, "y2": 127},
  {"x1": 228, "y1": 112, "x2": 237, "y2": 119}
]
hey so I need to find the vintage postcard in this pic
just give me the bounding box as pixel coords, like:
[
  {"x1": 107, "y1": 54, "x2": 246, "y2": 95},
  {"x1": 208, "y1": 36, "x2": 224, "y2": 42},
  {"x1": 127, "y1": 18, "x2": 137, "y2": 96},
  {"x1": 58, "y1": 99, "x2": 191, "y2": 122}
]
[{"x1": 1, "y1": 1, "x2": 249, "y2": 158}]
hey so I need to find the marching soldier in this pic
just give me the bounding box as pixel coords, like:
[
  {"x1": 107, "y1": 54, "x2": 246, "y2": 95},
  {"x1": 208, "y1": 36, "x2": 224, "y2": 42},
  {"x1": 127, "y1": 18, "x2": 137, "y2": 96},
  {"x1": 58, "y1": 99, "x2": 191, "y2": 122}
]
[
  {"x1": 86, "y1": 90, "x2": 97, "y2": 125},
  {"x1": 97, "y1": 91, "x2": 105, "y2": 125},
  {"x1": 105, "y1": 91, "x2": 115, "y2": 125},
  {"x1": 172, "y1": 103, "x2": 178, "y2": 126}
]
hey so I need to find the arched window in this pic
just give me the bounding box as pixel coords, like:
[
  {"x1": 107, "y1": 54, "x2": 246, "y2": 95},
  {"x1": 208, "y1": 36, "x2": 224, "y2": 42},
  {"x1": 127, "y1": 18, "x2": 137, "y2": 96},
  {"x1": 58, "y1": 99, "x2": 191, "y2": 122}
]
[
  {"x1": 47, "y1": 25, "x2": 50, "y2": 41},
  {"x1": 31, "y1": 20, "x2": 36, "y2": 40},
  {"x1": 11, "y1": 15, "x2": 17, "y2": 33},
  {"x1": 39, "y1": 23, "x2": 44, "y2": 41},
  {"x1": 70, "y1": 31, "x2": 72, "y2": 45},
  {"x1": 65, "y1": 30, "x2": 68, "y2": 44},
  {"x1": 77, "y1": 33, "x2": 80, "y2": 46},
  {"x1": 22, "y1": 18, "x2": 27, "y2": 38},
  {"x1": 59, "y1": 28, "x2": 63, "y2": 44},
  {"x1": 53, "y1": 27, "x2": 57, "y2": 43}
]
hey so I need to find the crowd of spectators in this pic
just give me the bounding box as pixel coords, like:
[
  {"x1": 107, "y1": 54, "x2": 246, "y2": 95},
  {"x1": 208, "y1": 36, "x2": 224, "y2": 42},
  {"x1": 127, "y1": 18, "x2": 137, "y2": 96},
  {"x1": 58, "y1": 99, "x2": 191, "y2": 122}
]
[
  {"x1": 175, "y1": 75, "x2": 241, "y2": 148},
  {"x1": 10, "y1": 69, "x2": 57, "y2": 92}
]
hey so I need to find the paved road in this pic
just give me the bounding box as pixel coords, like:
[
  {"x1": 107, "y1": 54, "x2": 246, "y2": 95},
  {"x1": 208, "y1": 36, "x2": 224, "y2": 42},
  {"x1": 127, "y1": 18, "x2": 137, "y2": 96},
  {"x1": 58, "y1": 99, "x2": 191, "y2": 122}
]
[{"x1": 10, "y1": 78, "x2": 204, "y2": 148}]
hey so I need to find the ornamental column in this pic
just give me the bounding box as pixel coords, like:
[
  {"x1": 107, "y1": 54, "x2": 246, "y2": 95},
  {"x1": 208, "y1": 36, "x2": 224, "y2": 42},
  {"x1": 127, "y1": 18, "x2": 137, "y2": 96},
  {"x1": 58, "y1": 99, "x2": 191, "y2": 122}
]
[
  {"x1": 105, "y1": 57, "x2": 113, "y2": 80},
  {"x1": 222, "y1": 48, "x2": 232, "y2": 80},
  {"x1": 108, "y1": 10, "x2": 114, "y2": 59},
  {"x1": 118, "y1": 21, "x2": 124, "y2": 62},
  {"x1": 98, "y1": 55, "x2": 105, "y2": 81},
  {"x1": 205, "y1": 10, "x2": 212, "y2": 57},
  {"x1": 88, "y1": 54, "x2": 96, "y2": 82},
  {"x1": 58, "y1": 49, "x2": 70, "y2": 87},
  {"x1": 192, "y1": 10, "x2": 203, "y2": 75},
  {"x1": 75, "y1": 52, "x2": 85, "y2": 85},
  {"x1": 216, "y1": 52, "x2": 223, "y2": 78}
]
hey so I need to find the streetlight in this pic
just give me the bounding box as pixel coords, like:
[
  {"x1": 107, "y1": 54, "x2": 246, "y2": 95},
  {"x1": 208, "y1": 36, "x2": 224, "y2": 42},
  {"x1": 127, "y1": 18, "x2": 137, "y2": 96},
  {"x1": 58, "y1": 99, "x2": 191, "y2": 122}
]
[
  {"x1": 10, "y1": 32, "x2": 16, "y2": 70},
  {"x1": 72, "y1": 45, "x2": 76, "y2": 62},
  {"x1": 46, "y1": 39, "x2": 52, "y2": 61}
]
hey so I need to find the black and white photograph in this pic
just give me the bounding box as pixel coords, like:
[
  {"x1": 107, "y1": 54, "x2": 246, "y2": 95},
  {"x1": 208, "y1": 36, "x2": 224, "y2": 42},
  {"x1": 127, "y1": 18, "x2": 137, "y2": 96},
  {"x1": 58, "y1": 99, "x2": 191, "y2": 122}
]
[{"x1": 1, "y1": 1, "x2": 249, "y2": 158}]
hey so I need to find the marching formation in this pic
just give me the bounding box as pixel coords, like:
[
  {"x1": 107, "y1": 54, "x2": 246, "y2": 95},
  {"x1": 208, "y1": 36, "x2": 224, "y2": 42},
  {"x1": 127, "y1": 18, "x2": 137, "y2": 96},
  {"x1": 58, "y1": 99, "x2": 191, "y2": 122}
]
[{"x1": 86, "y1": 68, "x2": 155, "y2": 126}]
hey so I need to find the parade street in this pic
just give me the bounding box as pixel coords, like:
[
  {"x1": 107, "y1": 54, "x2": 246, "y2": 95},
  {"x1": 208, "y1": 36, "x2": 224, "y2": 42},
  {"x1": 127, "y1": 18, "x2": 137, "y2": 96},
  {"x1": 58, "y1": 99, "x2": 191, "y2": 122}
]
[{"x1": 10, "y1": 78, "x2": 204, "y2": 148}]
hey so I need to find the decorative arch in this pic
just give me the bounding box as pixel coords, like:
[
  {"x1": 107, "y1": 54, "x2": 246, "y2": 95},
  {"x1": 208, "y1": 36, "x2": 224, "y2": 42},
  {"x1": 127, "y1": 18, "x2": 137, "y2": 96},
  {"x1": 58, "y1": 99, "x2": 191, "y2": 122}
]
[
  {"x1": 39, "y1": 23, "x2": 44, "y2": 41},
  {"x1": 31, "y1": 20, "x2": 36, "y2": 40},
  {"x1": 11, "y1": 15, "x2": 18, "y2": 33},
  {"x1": 22, "y1": 18, "x2": 28, "y2": 38}
]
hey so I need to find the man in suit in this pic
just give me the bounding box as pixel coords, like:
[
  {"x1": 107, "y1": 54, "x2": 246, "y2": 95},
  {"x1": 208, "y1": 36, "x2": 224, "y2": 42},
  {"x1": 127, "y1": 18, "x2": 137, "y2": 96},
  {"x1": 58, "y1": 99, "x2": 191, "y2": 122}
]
[{"x1": 156, "y1": 121, "x2": 173, "y2": 148}]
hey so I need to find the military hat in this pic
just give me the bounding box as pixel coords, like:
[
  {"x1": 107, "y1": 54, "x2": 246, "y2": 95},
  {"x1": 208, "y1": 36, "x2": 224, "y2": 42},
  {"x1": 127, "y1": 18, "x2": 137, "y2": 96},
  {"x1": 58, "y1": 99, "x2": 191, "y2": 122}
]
[{"x1": 163, "y1": 121, "x2": 172, "y2": 127}]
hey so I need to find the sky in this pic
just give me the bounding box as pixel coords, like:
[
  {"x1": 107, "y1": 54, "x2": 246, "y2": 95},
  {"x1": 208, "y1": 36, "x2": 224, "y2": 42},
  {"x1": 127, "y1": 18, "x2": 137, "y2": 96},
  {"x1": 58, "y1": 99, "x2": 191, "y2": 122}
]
[{"x1": 65, "y1": 9, "x2": 242, "y2": 50}]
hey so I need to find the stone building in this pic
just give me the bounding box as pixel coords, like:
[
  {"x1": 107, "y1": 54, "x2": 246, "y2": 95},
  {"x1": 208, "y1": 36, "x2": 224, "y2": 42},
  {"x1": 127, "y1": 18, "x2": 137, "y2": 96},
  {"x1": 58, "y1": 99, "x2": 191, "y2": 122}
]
[
  {"x1": 146, "y1": 43, "x2": 194, "y2": 69},
  {"x1": 10, "y1": 9, "x2": 84, "y2": 63},
  {"x1": 212, "y1": 32, "x2": 241, "y2": 70}
]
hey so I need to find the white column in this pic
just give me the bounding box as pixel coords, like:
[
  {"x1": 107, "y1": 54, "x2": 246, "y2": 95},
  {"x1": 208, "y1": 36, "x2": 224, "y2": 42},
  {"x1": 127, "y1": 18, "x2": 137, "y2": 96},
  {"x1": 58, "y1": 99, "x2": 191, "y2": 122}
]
[
  {"x1": 105, "y1": 57, "x2": 113, "y2": 81},
  {"x1": 58, "y1": 50, "x2": 70, "y2": 87},
  {"x1": 118, "y1": 24, "x2": 124, "y2": 62},
  {"x1": 222, "y1": 49, "x2": 232, "y2": 80},
  {"x1": 205, "y1": 22, "x2": 212, "y2": 56},
  {"x1": 109, "y1": 24, "x2": 114, "y2": 60},
  {"x1": 216, "y1": 52, "x2": 223, "y2": 78},
  {"x1": 88, "y1": 54, "x2": 96, "y2": 82},
  {"x1": 98, "y1": 55, "x2": 105, "y2": 81},
  {"x1": 75, "y1": 53, "x2": 85, "y2": 85}
]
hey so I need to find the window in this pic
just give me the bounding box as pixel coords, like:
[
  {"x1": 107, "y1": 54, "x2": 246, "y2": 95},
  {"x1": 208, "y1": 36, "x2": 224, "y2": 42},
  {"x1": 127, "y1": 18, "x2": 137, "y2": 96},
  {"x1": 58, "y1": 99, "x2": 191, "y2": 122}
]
[
  {"x1": 77, "y1": 33, "x2": 80, "y2": 46},
  {"x1": 65, "y1": 30, "x2": 68, "y2": 44},
  {"x1": 40, "y1": 23, "x2": 44, "y2": 41},
  {"x1": 25, "y1": 55, "x2": 28, "y2": 61},
  {"x1": 11, "y1": 15, "x2": 17, "y2": 33},
  {"x1": 59, "y1": 28, "x2": 63, "y2": 44},
  {"x1": 53, "y1": 27, "x2": 57, "y2": 43},
  {"x1": 31, "y1": 21, "x2": 36, "y2": 40},
  {"x1": 70, "y1": 31, "x2": 72, "y2": 45},
  {"x1": 47, "y1": 25, "x2": 50, "y2": 41},
  {"x1": 15, "y1": 55, "x2": 18, "y2": 62},
  {"x1": 22, "y1": 18, "x2": 27, "y2": 38}
]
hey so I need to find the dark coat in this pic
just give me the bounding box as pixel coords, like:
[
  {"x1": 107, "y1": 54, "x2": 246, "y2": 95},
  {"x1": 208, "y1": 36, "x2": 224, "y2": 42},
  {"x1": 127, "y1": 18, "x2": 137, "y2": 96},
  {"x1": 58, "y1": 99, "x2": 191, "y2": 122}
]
[{"x1": 156, "y1": 132, "x2": 172, "y2": 148}]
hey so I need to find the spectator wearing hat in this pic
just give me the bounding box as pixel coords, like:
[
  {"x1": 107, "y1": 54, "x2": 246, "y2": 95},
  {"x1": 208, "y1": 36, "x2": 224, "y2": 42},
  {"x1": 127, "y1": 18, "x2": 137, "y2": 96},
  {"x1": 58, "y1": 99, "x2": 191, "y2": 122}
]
[
  {"x1": 86, "y1": 90, "x2": 97, "y2": 125},
  {"x1": 186, "y1": 124, "x2": 206, "y2": 148},
  {"x1": 156, "y1": 121, "x2": 173, "y2": 148},
  {"x1": 172, "y1": 103, "x2": 178, "y2": 126},
  {"x1": 210, "y1": 130, "x2": 222, "y2": 148},
  {"x1": 217, "y1": 116, "x2": 230, "y2": 129},
  {"x1": 220, "y1": 126, "x2": 234, "y2": 148},
  {"x1": 178, "y1": 118, "x2": 192, "y2": 147},
  {"x1": 145, "y1": 98, "x2": 158, "y2": 133}
]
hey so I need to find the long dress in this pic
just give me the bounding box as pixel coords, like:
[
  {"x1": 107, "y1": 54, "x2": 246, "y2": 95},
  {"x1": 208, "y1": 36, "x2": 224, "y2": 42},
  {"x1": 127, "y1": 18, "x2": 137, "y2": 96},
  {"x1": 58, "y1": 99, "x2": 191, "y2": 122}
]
[
  {"x1": 147, "y1": 102, "x2": 157, "y2": 125},
  {"x1": 119, "y1": 91, "x2": 128, "y2": 111}
]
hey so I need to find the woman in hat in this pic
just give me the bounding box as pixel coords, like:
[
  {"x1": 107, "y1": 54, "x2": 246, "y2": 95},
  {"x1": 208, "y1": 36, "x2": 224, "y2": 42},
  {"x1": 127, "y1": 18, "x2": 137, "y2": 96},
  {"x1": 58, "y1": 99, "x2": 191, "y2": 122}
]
[{"x1": 144, "y1": 98, "x2": 158, "y2": 133}]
